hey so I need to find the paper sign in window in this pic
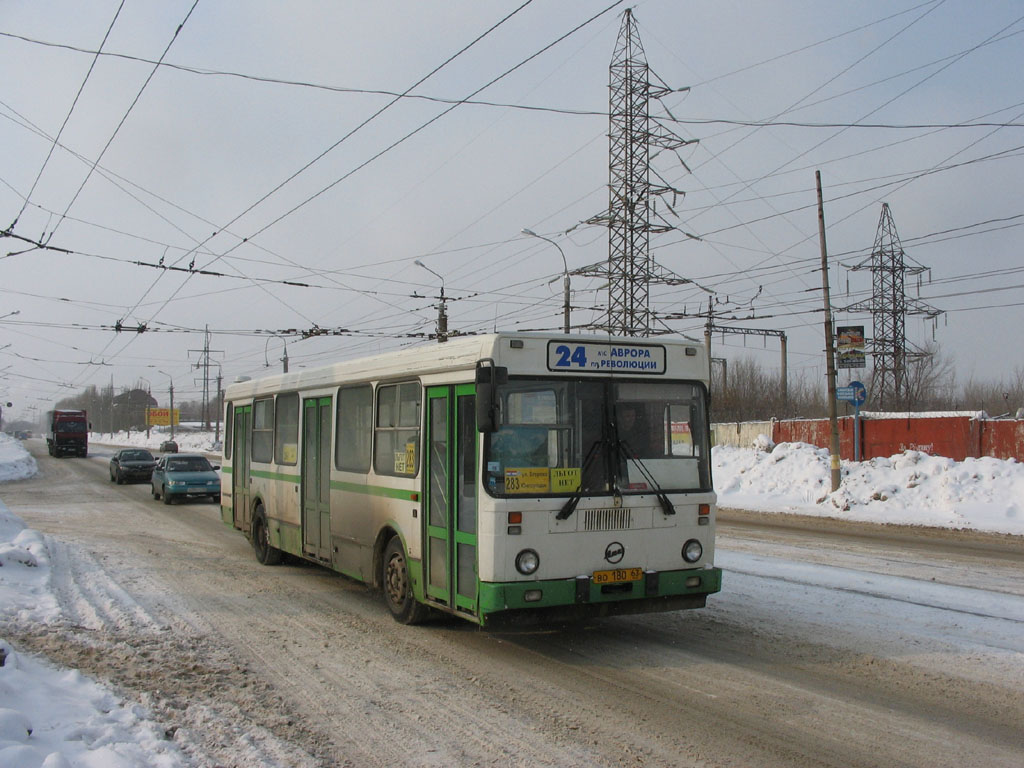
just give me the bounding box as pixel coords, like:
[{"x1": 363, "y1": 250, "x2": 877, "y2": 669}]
[
  {"x1": 551, "y1": 467, "x2": 581, "y2": 493},
  {"x1": 504, "y1": 467, "x2": 550, "y2": 494}
]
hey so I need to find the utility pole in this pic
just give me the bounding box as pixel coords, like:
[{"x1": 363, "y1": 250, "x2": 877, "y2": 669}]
[
  {"x1": 190, "y1": 326, "x2": 223, "y2": 429},
  {"x1": 817, "y1": 171, "x2": 841, "y2": 492},
  {"x1": 158, "y1": 371, "x2": 175, "y2": 440},
  {"x1": 704, "y1": 297, "x2": 713, "y2": 381},
  {"x1": 522, "y1": 228, "x2": 571, "y2": 333},
  {"x1": 415, "y1": 260, "x2": 448, "y2": 342},
  {"x1": 215, "y1": 367, "x2": 223, "y2": 443}
]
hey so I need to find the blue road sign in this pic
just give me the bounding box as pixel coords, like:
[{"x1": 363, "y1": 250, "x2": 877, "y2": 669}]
[{"x1": 837, "y1": 380, "x2": 867, "y2": 405}]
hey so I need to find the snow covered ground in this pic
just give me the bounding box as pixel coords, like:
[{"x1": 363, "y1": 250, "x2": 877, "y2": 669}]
[{"x1": 1, "y1": 430, "x2": 1022, "y2": 766}]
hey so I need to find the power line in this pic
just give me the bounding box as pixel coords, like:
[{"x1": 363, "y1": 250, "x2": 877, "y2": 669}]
[
  {"x1": 42, "y1": 0, "x2": 201, "y2": 244},
  {"x1": 9, "y1": 1, "x2": 126, "y2": 230}
]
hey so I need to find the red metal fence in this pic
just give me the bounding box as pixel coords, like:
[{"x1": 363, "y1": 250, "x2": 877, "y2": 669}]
[{"x1": 770, "y1": 414, "x2": 1024, "y2": 462}]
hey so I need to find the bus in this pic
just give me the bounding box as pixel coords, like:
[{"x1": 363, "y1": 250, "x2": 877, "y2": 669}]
[{"x1": 220, "y1": 332, "x2": 721, "y2": 626}]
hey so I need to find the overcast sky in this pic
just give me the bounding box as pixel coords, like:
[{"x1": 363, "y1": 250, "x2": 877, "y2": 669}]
[{"x1": 1, "y1": 0, "x2": 1022, "y2": 420}]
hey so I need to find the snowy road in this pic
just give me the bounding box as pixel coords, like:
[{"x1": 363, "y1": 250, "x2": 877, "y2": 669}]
[{"x1": 2, "y1": 440, "x2": 1023, "y2": 767}]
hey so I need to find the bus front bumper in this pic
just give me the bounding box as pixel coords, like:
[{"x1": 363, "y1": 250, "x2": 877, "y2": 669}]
[{"x1": 477, "y1": 566, "x2": 722, "y2": 627}]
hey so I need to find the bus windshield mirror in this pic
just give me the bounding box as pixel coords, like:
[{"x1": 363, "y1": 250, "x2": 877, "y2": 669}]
[{"x1": 474, "y1": 360, "x2": 507, "y2": 433}]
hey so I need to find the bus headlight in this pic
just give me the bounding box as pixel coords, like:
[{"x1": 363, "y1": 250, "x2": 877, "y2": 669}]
[
  {"x1": 515, "y1": 549, "x2": 540, "y2": 575},
  {"x1": 682, "y1": 539, "x2": 703, "y2": 563}
]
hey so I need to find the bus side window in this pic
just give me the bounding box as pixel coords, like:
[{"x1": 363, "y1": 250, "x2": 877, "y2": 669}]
[
  {"x1": 374, "y1": 382, "x2": 420, "y2": 476},
  {"x1": 252, "y1": 397, "x2": 274, "y2": 463},
  {"x1": 275, "y1": 392, "x2": 299, "y2": 465},
  {"x1": 224, "y1": 402, "x2": 233, "y2": 460},
  {"x1": 337, "y1": 384, "x2": 372, "y2": 471}
]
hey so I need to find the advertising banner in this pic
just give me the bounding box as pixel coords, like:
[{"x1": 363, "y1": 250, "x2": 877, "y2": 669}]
[
  {"x1": 836, "y1": 325, "x2": 866, "y2": 369},
  {"x1": 146, "y1": 408, "x2": 180, "y2": 426}
]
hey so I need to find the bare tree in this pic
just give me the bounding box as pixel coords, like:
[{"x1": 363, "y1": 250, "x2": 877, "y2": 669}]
[{"x1": 903, "y1": 343, "x2": 955, "y2": 410}]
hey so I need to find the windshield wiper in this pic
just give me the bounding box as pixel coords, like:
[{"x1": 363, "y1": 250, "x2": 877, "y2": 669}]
[
  {"x1": 616, "y1": 439, "x2": 675, "y2": 516},
  {"x1": 556, "y1": 437, "x2": 606, "y2": 520}
]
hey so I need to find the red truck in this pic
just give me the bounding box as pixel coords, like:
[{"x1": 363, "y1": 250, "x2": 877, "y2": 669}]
[{"x1": 46, "y1": 409, "x2": 90, "y2": 457}]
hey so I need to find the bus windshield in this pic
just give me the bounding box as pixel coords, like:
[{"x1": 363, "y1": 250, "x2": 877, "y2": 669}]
[{"x1": 483, "y1": 377, "x2": 710, "y2": 497}]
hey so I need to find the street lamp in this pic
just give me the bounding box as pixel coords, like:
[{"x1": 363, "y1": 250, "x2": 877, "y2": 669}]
[
  {"x1": 522, "y1": 228, "x2": 570, "y2": 334},
  {"x1": 264, "y1": 335, "x2": 288, "y2": 373},
  {"x1": 414, "y1": 259, "x2": 448, "y2": 343},
  {"x1": 157, "y1": 370, "x2": 175, "y2": 440},
  {"x1": 211, "y1": 361, "x2": 223, "y2": 443}
]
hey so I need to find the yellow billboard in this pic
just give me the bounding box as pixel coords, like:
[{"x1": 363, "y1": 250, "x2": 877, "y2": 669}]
[{"x1": 146, "y1": 408, "x2": 180, "y2": 426}]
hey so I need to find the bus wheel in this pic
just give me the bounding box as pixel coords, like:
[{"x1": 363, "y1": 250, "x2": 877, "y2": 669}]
[
  {"x1": 382, "y1": 537, "x2": 428, "y2": 624},
  {"x1": 252, "y1": 508, "x2": 282, "y2": 566}
]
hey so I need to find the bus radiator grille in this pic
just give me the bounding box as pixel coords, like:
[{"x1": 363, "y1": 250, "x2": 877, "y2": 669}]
[{"x1": 582, "y1": 508, "x2": 633, "y2": 531}]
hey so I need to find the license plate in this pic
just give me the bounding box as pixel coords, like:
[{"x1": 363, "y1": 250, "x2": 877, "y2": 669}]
[{"x1": 592, "y1": 567, "x2": 644, "y2": 585}]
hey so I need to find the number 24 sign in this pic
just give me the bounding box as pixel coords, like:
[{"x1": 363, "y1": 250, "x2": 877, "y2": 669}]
[{"x1": 546, "y1": 341, "x2": 666, "y2": 374}]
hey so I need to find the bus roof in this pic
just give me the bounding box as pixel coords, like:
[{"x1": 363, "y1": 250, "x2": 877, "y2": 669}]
[{"x1": 224, "y1": 332, "x2": 707, "y2": 400}]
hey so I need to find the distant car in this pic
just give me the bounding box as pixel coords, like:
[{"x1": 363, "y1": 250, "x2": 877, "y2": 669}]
[
  {"x1": 14, "y1": 431, "x2": 29, "y2": 440},
  {"x1": 151, "y1": 453, "x2": 220, "y2": 505},
  {"x1": 159, "y1": 440, "x2": 179, "y2": 453},
  {"x1": 109, "y1": 448, "x2": 157, "y2": 484}
]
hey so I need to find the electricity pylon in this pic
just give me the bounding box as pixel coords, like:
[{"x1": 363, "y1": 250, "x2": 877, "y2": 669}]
[
  {"x1": 846, "y1": 204, "x2": 941, "y2": 409},
  {"x1": 583, "y1": 9, "x2": 696, "y2": 337}
]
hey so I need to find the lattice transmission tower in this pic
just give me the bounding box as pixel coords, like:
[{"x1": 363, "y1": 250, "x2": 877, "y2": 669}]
[
  {"x1": 583, "y1": 9, "x2": 696, "y2": 337},
  {"x1": 846, "y1": 203, "x2": 941, "y2": 409}
]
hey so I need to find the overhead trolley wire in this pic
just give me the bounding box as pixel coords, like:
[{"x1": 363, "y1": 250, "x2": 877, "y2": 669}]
[
  {"x1": 43, "y1": 0, "x2": 201, "y2": 246},
  {"x1": 8, "y1": 1, "x2": 126, "y2": 231}
]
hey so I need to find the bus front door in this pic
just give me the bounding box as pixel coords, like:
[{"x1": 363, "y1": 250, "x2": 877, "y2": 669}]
[
  {"x1": 424, "y1": 385, "x2": 478, "y2": 616},
  {"x1": 232, "y1": 405, "x2": 251, "y2": 532},
  {"x1": 302, "y1": 396, "x2": 332, "y2": 562}
]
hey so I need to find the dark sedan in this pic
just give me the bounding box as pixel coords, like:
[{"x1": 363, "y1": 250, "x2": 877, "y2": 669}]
[{"x1": 109, "y1": 448, "x2": 158, "y2": 484}]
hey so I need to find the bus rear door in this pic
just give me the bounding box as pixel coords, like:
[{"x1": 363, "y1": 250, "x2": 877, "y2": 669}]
[{"x1": 232, "y1": 405, "x2": 252, "y2": 532}]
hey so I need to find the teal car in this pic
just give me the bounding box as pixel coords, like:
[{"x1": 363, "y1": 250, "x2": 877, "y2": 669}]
[{"x1": 151, "y1": 453, "x2": 221, "y2": 504}]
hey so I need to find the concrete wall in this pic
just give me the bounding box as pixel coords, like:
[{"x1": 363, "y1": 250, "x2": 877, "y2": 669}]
[{"x1": 711, "y1": 421, "x2": 774, "y2": 448}]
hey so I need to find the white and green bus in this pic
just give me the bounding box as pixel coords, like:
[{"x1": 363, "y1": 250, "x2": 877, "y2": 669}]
[{"x1": 221, "y1": 332, "x2": 721, "y2": 626}]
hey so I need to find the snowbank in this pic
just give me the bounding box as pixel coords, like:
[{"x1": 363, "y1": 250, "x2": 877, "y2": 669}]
[
  {"x1": 714, "y1": 441, "x2": 1024, "y2": 535},
  {"x1": 0, "y1": 639, "x2": 185, "y2": 768},
  {"x1": 0, "y1": 434, "x2": 37, "y2": 484}
]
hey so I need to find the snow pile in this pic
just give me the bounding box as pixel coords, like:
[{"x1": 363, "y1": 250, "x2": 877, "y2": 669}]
[
  {"x1": 0, "y1": 639, "x2": 185, "y2": 768},
  {"x1": 714, "y1": 441, "x2": 1024, "y2": 535},
  {"x1": 0, "y1": 434, "x2": 37, "y2": 483},
  {"x1": 0, "y1": 513, "x2": 58, "y2": 626},
  {"x1": 0, "y1": 436, "x2": 185, "y2": 768}
]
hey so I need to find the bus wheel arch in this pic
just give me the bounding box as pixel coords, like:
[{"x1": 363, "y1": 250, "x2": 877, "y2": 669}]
[
  {"x1": 381, "y1": 533, "x2": 429, "y2": 625},
  {"x1": 252, "y1": 503, "x2": 283, "y2": 565}
]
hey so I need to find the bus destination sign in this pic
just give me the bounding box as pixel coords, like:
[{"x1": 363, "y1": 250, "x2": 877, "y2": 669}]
[{"x1": 546, "y1": 341, "x2": 666, "y2": 374}]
